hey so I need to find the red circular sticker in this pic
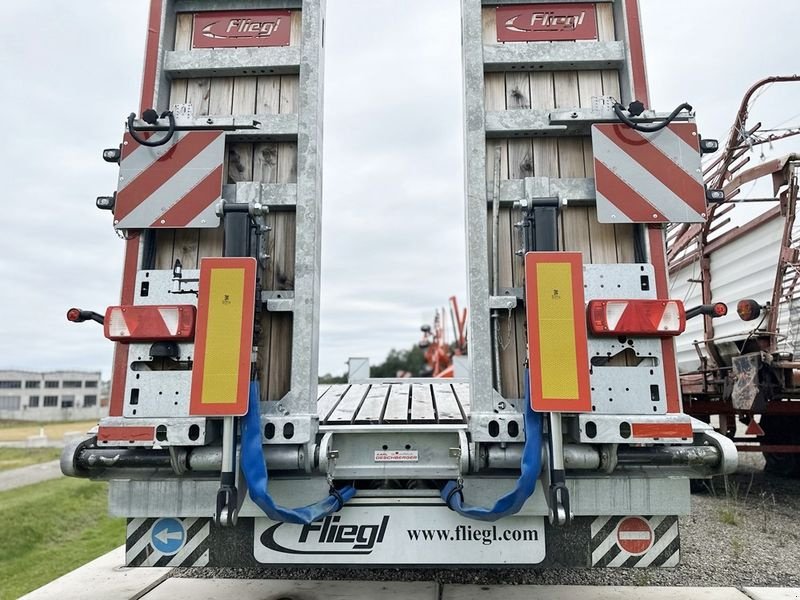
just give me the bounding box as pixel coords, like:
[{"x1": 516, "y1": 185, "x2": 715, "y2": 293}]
[{"x1": 616, "y1": 517, "x2": 654, "y2": 555}]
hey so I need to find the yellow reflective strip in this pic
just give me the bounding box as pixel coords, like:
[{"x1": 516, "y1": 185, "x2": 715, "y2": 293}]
[
  {"x1": 536, "y1": 263, "x2": 579, "y2": 399},
  {"x1": 200, "y1": 268, "x2": 245, "y2": 405}
]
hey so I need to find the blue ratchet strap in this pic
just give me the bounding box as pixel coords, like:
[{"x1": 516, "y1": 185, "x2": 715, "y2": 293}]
[
  {"x1": 241, "y1": 381, "x2": 357, "y2": 524},
  {"x1": 441, "y1": 369, "x2": 543, "y2": 521}
]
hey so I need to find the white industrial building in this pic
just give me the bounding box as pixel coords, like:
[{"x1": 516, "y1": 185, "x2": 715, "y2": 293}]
[{"x1": 0, "y1": 370, "x2": 106, "y2": 422}]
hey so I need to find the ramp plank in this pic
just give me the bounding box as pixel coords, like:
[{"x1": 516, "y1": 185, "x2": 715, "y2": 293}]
[
  {"x1": 383, "y1": 383, "x2": 411, "y2": 423},
  {"x1": 433, "y1": 383, "x2": 464, "y2": 423},
  {"x1": 317, "y1": 384, "x2": 349, "y2": 423},
  {"x1": 452, "y1": 382, "x2": 471, "y2": 415},
  {"x1": 354, "y1": 384, "x2": 390, "y2": 424},
  {"x1": 410, "y1": 383, "x2": 436, "y2": 423},
  {"x1": 327, "y1": 384, "x2": 369, "y2": 423}
]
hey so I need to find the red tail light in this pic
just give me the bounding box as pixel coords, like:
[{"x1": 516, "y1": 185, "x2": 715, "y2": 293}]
[
  {"x1": 104, "y1": 305, "x2": 196, "y2": 342},
  {"x1": 737, "y1": 299, "x2": 761, "y2": 322},
  {"x1": 712, "y1": 302, "x2": 728, "y2": 317},
  {"x1": 588, "y1": 299, "x2": 686, "y2": 337}
]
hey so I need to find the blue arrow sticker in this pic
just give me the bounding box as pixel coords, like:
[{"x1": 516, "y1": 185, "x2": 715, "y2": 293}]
[{"x1": 151, "y1": 518, "x2": 186, "y2": 555}]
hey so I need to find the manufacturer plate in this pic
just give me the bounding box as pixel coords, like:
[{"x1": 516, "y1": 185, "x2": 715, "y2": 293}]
[
  {"x1": 496, "y1": 3, "x2": 598, "y2": 42},
  {"x1": 253, "y1": 505, "x2": 545, "y2": 565},
  {"x1": 374, "y1": 450, "x2": 418, "y2": 462},
  {"x1": 171, "y1": 103, "x2": 194, "y2": 120},
  {"x1": 193, "y1": 10, "x2": 291, "y2": 48}
]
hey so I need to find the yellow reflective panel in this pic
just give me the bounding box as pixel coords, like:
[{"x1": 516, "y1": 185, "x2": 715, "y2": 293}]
[
  {"x1": 200, "y1": 268, "x2": 245, "y2": 405},
  {"x1": 536, "y1": 263, "x2": 580, "y2": 400}
]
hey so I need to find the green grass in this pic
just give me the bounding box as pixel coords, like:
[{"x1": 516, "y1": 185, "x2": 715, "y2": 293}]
[
  {"x1": 0, "y1": 447, "x2": 62, "y2": 472},
  {"x1": 0, "y1": 478, "x2": 124, "y2": 599},
  {"x1": 0, "y1": 420, "x2": 84, "y2": 429},
  {"x1": 718, "y1": 506, "x2": 739, "y2": 526},
  {"x1": 0, "y1": 420, "x2": 98, "y2": 443}
]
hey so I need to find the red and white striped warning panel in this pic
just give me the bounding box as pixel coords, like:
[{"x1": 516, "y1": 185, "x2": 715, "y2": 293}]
[
  {"x1": 592, "y1": 123, "x2": 706, "y2": 224},
  {"x1": 104, "y1": 305, "x2": 196, "y2": 342},
  {"x1": 591, "y1": 515, "x2": 679, "y2": 567},
  {"x1": 114, "y1": 131, "x2": 225, "y2": 229}
]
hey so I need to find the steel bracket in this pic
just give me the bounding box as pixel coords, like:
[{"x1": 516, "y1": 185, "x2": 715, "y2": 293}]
[
  {"x1": 549, "y1": 108, "x2": 692, "y2": 127},
  {"x1": 261, "y1": 291, "x2": 295, "y2": 312},
  {"x1": 572, "y1": 414, "x2": 694, "y2": 444},
  {"x1": 489, "y1": 295, "x2": 518, "y2": 310},
  {"x1": 470, "y1": 392, "x2": 525, "y2": 443},
  {"x1": 260, "y1": 397, "x2": 315, "y2": 444}
]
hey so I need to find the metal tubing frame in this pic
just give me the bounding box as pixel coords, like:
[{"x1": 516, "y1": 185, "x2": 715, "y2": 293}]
[{"x1": 75, "y1": 441, "x2": 724, "y2": 475}]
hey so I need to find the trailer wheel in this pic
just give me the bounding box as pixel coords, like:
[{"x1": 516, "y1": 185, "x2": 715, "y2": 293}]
[{"x1": 760, "y1": 415, "x2": 800, "y2": 478}]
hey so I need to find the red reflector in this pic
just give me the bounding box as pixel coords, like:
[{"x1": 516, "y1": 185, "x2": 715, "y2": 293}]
[
  {"x1": 97, "y1": 426, "x2": 154, "y2": 442},
  {"x1": 104, "y1": 305, "x2": 196, "y2": 342},
  {"x1": 745, "y1": 419, "x2": 765, "y2": 437},
  {"x1": 587, "y1": 299, "x2": 686, "y2": 336},
  {"x1": 713, "y1": 302, "x2": 728, "y2": 317},
  {"x1": 631, "y1": 422, "x2": 693, "y2": 439},
  {"x1": 66, "y1": 308, "x2": 82, "y2": 322}
]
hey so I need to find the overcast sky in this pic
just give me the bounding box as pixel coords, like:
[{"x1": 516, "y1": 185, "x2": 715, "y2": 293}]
[{"x1": 0, "y1": 1, "x2": 798, "y2": 378}]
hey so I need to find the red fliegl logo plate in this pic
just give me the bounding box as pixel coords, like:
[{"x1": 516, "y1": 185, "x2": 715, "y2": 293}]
[
  {"x1": 192, "y1": 10, "x2": 292, "y2": 48},
  {"x1": 496, "y1": 3, "x2": 598, "y2": 42}
]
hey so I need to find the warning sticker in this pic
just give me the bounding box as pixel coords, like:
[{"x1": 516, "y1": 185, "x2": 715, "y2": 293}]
[
  {"x1": 616, "y1": 516, "x2": 654, "y2": 555},
  {"x1": 374, "y1": 450, "x2": 419, "y2": 462},
  {"x1": 590, "y1": 515, "x2": 679, "y2": 567}
]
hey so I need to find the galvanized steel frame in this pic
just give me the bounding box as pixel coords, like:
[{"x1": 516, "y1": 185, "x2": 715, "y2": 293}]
[
  {"x1": 461, "y1": 0, "x2": 505, "y2": 437},
  {"x1": 287, "y1": 0, "x2": 326, "y2": 438},
  {"x1": 107, "y1": 474, "x2": 691, "y2": 517},
  {"x1": 460, "y1": 0, "x2": 643, "y2": 438},
  {"x1": 115, "y1": 0, "x2": 326, "y2": 442}
]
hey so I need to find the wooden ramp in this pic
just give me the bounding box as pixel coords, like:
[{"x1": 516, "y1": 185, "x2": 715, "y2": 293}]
[{"x1": 316, "y1": 382, "x2": 470, "y2": 425}]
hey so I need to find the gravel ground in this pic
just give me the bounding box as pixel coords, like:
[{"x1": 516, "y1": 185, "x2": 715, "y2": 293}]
[{"x1": 177, "y1": 454, "x2": 800, "y2": 586}]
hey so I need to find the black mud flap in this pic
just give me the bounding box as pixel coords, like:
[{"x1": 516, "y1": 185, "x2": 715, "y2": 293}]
[
  {"x1": 589, "y1": 515, "x2": 680, "y2": 567},
  {"x1": 125, "y1": 518, "x2": 210, "y2": 567},
  {"x1": 126, "y1": 514, "x2": 680, "y2": 569}
]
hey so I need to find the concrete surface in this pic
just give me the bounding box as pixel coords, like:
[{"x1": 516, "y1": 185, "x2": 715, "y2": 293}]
[
  {"x1": 20, "y1": 546, "x2": 800, "y2": 599},
  {"x1": 443, "y1": 586, "x2": 750, "y2": 599},
  {"x1": 20, "y1": 546, "x2": 171, "y2": 600},
  {"x1": 143, "y1": 579, "x2": 439, "y2": 599},
  {"x1": 0, "y1": 459, "x2": 61, "y2": 492},
  {"x1": 744, "y1": 590, "x2": 800, "y2": 600}
]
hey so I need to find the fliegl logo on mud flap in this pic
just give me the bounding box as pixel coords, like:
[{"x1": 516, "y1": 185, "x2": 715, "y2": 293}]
[
  {"x1": 192, "y1": 10, "x2": 292, "y2": 48},
  {"x1": 254, "y1": 510, "x2": 546, "y2": 564},
  {"x1": 258, "y1": 515, "x2": 390, "y2": 556}
]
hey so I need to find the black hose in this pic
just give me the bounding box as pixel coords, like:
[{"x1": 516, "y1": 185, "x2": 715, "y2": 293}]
[
  {"x1": 613, "y1": 102, "x2": 693, "y2": 133},
  {"x1": 127, "y1": 111, "x2": 176, "y2": 147},
  {"x1": 633, "y1": 224, "x2": 647, "y2": 263}
]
